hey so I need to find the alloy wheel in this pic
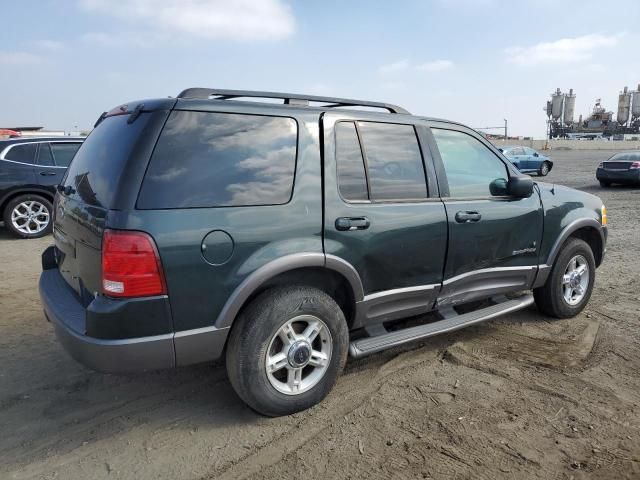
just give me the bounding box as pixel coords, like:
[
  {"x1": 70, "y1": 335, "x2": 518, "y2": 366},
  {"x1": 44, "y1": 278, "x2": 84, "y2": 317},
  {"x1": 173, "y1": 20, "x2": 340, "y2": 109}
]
[
  {"x1": 265, "y1": 315, "x2": 332, "y2": 395},
  {"x1": 561, "y1": 254, "x2": 589, "y2": 306},
  {"x1": 11, "y1": 201, "x2": 50, "y2": 235}
]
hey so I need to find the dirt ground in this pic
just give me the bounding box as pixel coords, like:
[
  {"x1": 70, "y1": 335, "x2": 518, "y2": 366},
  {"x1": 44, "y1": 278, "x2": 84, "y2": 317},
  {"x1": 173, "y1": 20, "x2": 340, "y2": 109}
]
[{"x1": 1, "y1": 149, "x2": 639, "y2": 480}]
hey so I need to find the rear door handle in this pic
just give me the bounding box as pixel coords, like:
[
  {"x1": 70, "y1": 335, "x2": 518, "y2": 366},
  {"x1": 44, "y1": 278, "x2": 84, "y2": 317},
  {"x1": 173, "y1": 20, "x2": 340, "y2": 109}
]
[
  {"x1": 335, "y1": 217, "x2": 370, "y2": 231},
  {"x1": 455, "y1": 211, "x2": 482, "y2": 223},
  {"x1": 39, "y1": 171, "x2": 57, "y2": 176}
]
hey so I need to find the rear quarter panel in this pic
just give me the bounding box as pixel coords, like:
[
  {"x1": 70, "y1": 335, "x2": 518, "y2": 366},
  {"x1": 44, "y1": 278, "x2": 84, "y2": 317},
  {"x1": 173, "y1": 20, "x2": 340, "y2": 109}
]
[{"x1": 109, "y1": 107, "x2": 323, "y2": 332}]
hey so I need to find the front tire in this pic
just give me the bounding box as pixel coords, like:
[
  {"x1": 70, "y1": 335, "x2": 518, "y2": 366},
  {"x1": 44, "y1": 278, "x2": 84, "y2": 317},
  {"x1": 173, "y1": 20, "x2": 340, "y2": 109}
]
[
  {"x1": 226, "y1": 286, "x2": 349, "y2": 417},
  {"x1": 3, "y1": 194, "x2": 53, "y2": 239},
  {"x1": 534, "y1": 238, "x2": 596, "y2": 318},
  {"x1": 538, "y1": 161, "x2": 551, "y2": 176}
]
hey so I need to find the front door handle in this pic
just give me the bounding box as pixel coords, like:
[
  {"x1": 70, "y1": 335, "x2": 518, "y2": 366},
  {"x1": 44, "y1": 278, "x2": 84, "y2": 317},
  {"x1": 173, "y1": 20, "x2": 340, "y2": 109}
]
[
  {"x1": 335, "y1": 216, "x2": 370, "y2": 231},
  {"x1": 39, "y1": 171, "x2": 57, "y2": 176},
  {"x1": 455, "y1": 211, "x2": 482, "y2": 223}
]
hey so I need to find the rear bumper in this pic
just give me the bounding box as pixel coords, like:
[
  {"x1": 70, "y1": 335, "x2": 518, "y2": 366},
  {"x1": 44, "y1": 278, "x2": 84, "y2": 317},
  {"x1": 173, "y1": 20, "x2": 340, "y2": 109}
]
[
  {"x1": 40, "y1": 268, "x2": 176, "y2": 372},
  {"x1": 596, "y1": 168, "x2": 640, "y2": 184},
  {"x1": 39, "y1": 248, "x2": 229, "y2": 372}
]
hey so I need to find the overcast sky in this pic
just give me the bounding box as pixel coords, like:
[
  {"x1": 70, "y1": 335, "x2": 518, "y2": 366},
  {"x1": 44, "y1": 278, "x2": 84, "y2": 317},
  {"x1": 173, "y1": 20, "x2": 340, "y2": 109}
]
[{"x1": 1, "y1": 0, "x2": 638, "y2": 138}]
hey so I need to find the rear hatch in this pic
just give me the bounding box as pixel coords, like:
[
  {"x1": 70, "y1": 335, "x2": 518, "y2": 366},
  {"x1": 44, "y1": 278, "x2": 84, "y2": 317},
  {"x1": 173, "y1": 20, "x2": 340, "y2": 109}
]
[{"x1": 54, "y1": 101, "x2": 173, "y2": 304}]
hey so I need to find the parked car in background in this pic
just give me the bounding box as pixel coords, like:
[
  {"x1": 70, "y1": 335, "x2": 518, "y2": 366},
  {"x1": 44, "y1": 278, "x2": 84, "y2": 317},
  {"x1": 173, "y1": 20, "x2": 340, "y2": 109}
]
[
  {"x1": 0, "y1": 137, "x2": 83, "y2": 238},
  {"x1": 596, "y1": 151, "x2": 640, "y2": 187},
  {"x1": 39, "y1": 88, "x2": 606, "y2": 417},
  {"x1": 500, "y1": 146, "x2": 553, "y2": 176}
]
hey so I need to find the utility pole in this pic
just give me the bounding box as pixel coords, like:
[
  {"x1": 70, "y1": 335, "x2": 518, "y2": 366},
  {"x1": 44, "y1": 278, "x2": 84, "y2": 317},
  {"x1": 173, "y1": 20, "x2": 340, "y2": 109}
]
[{"x1": 504, "y1": 119, "x2": 508, "y2": 140}]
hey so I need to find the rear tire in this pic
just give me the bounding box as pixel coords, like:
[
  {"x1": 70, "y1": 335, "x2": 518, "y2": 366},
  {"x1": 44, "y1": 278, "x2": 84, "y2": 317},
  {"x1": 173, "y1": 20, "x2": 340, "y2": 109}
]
[
  {"x1": 599, "y1": 180, "x2": 611, "y2": 187},
  {"x1": 226, "y1": 286, "x2": 349, "y2": 417},
  {"x1": 3, "y1": 194, "x2": 53, "y2": 239},
  {"x1": 534, "y1": 238, "x2": 595, "y2": 319}
]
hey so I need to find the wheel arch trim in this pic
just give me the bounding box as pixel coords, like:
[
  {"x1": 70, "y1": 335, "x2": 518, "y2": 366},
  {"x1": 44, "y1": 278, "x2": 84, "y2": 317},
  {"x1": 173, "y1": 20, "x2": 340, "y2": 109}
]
[
  {"x1": 214, "y1": 253, "x2": 364, "y2": 329},
  {"x1": 544, "y1": 217, "x2": 605, "y2": 270}
]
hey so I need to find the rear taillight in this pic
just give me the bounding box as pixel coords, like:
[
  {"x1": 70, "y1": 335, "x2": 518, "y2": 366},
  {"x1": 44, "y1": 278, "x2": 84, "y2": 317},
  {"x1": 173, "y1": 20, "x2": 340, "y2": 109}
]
[
  {"x1": 630, "y1": 161, "x2": 640, "y2": 169},
  {"x1": 101, "y1": 230, "x2": 167, "y2": 298}
]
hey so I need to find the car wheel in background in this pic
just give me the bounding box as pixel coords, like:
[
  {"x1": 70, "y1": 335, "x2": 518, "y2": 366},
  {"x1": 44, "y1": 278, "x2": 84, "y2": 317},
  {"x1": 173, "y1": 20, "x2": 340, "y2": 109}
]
[
  {"x1": 3, "y1": 194, "x2": 53, "y2": 239},
  {"x1": 538, "y1": 161, "x2": 551, "y2": 176},
  {"x1": 226, "y1": 286, "x2": 349, "y2": 417},
  {"x1": 534, "y1": 237, "x2": 596, "y2": 319}
]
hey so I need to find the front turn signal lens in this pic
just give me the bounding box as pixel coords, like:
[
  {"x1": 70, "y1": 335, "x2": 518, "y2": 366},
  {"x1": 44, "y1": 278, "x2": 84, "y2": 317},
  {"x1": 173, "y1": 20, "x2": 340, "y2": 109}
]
[{"x1": 601, "y1": 205, "x2": 607, "y2": 226}]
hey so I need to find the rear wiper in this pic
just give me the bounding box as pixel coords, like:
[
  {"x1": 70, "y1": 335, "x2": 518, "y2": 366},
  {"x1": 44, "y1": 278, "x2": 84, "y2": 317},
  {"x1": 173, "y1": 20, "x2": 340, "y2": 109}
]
[{"x1": 127, "y1": 103, "x2": 145, "y2": 124}]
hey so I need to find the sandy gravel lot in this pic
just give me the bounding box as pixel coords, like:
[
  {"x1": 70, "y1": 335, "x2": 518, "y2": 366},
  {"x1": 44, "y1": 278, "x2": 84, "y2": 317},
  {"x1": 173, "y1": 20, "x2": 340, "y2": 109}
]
[{"x1": 1, "y1": 149, "x2": 639, "y2": 479}]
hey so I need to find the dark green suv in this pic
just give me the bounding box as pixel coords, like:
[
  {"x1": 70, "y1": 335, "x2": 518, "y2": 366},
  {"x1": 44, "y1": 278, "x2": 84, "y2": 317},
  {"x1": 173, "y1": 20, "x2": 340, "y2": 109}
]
[{"x1": 39, "y1": 89, "x2": 607, "y2": 416}]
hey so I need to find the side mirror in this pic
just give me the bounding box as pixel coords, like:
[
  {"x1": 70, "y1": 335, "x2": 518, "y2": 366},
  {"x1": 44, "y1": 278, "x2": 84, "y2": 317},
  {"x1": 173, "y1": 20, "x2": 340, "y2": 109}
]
[
  {"x1": 507, "y1": 175, "x2": 534, "y2": 198},
  {"x1": 533, "y1": 152, "x2": 539, "y2": 157}
]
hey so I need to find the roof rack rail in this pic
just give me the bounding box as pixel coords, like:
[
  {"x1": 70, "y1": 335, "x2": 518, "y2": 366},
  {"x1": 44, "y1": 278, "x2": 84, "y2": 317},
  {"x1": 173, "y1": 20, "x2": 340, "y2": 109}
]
[{"x1": 176, "y1": 88, "x2": 410, "y2": 114}]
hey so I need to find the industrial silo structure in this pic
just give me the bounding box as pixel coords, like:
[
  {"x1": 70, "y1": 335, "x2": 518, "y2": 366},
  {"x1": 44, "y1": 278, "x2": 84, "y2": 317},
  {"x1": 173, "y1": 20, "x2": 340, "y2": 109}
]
[
  {"x1": 617, "y1": 86, "x2": 631, "y2": 126},
  {"x1": 632, "y1": 84, "x2": 640, "y2": 120},
  {"x1": 551, "y1": 88, "x2": 564, "y2": 121},
  {"x1": 563, "y1": 88, "x2": 575, "y2": 125}
]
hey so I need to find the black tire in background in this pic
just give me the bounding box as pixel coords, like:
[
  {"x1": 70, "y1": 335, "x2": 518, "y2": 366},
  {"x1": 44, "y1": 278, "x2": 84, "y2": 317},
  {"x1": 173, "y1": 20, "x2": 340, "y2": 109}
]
[
  {"x1": 534, "y1": 237, "x2": 596, "y2": 319},
  {"x1": 2, "y1": 194, "x2": 53, "y2": 239},
  {"x1": 538, "y1": 161, "x2": 551, "y2": 176},
  {"x1": 599, "y1": 180, "x2": 611, "y2": 187},
  {"x1": 226, "y1": 286, "x2": 349, "y2": 417}
]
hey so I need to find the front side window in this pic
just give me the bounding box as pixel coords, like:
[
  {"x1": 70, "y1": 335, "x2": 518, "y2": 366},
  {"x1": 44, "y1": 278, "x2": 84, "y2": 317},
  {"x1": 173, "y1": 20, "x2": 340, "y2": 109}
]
[
  {"x1": 4, "y1": 143, "x2": 37, "y2": 164},
  {"x1": 51, "y1": 143, "x2": 82, "y2": 167},
  {"x1": 138, "y1": 111, "x2": 298, "y2": 209},
  {"x1": 357, "y1": 122, "x2": 427, "y2": 201},
  {"x1": 432, "y1": 128, "x2": 508, "y2": 198}
]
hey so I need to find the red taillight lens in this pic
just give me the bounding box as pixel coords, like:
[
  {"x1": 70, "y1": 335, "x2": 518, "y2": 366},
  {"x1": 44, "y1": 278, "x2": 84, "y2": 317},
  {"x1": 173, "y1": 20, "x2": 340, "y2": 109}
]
[
  {"x1": 101, "y1": 230, "x2": 167, "y2": 298},
  {"x1": 630, "y1": 161, "x2": 640, "y2": 169}
]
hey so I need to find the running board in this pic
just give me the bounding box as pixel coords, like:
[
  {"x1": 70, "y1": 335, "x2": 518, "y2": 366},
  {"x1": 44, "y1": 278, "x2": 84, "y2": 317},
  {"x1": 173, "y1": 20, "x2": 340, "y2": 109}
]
[{"x1": 349, "y1": 294, "x2": 534, "y2": 358}]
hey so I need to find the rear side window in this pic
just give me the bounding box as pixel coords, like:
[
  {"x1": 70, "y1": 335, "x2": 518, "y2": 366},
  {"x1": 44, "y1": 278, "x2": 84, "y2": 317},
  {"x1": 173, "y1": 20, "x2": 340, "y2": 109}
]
[
  {"x1": 51, "y1": 143, "x2": 82, "y2": 167},
  {"x1": 5, "y1": 143, "x2": 37, "y2": 164},
  {"x1": 138, "y1": 111, "x2": 298, "y2": 209},
  {"x1": 36, "y1": 143, "x2": 55, "y2": 166},
  {"x1": 357, "y1": 122, "x2": 427, "y2": 201}
]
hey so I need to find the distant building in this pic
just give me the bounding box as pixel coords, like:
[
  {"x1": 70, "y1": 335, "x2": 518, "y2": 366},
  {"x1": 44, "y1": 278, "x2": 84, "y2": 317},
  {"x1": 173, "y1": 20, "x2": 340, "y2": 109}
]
[{"x1": 0, "y1": 126, "x2": 67, "y2": 138}]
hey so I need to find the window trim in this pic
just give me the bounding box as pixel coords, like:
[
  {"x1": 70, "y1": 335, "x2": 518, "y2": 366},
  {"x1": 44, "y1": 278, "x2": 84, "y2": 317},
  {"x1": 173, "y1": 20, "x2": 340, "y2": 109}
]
[
  {"x1": 0, "y1": 141, "x2": 81, "y2": 168},
  {"x1": 135, "y1": 109, "x2": 300, "y2": 210},
  {"x1": 50, "y1": 141, "x2": 83, "y2": 167},
  {"x1": 428, "y1": 125, "x2": 518, "y2": 201},
  {"x1": 334, "y1": 119, "x2": 430, "y2": 205}
]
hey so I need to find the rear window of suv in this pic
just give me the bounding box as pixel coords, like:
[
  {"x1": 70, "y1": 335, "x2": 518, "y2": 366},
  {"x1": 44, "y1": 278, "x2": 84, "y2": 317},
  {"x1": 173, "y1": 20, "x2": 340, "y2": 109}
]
[
  {"x1": 62, "y1": 113, "x2": 154, "y2": 208},
  {"x1": 137, "y1": 111, "x2": 298, "y2": 209}
]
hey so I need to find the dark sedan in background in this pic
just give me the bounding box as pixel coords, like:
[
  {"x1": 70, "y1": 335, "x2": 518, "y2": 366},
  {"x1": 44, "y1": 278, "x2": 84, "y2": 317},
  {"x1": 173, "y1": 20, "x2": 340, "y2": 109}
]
[
  {"x1": 0, "y1": 137, "x2": 83, "y2": 238},
  {"x1": 500, "y1": 146, "x2": 553, "y2": 176},
  {"x1": 596, "y1": 151, "x2": 640, "y2": 187}
]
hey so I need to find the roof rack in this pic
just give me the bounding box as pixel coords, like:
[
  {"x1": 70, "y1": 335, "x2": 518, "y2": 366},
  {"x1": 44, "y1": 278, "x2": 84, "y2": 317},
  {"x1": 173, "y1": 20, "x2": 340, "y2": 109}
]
[{"x1": 176, "y1": 88, "x2": 410, "y2": 114}]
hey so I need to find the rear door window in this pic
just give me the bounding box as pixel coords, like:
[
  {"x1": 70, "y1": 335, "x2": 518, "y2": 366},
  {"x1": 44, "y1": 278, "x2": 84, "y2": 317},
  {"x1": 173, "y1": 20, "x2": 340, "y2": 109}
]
[
  {"x1": 36, "y1": 143, "x2": 55, "y2": 166},
  {"x1": 137, "y1": 111, "x2": 298, "y2": 209},
  {"x1": 51, "y1": 142, "x2": 82, "y2": 167},
  {"x1": 5, "y1": 143, "x2": 37, "y2": 163},
  {"x1": 357, "y1": 122, "x2": 427, "y2": 201}
]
